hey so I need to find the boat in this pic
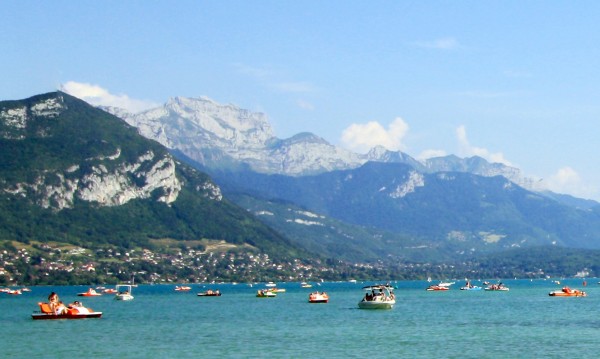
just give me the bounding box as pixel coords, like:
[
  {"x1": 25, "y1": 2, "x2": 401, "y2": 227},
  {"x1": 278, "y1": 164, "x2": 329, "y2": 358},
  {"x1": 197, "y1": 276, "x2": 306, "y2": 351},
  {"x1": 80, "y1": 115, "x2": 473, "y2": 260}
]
[
  {"x1": 103, "y1": 288, "x2": 117, "y2": 294},
  {"x1": 175, "y1": 286, "x2": 192, "y2": 292},
  {"x1": 265, "y1": 282, "x2": 276, "y2": 287},
  {"x1": 266, "y1": 287, "x2": 286, "y2": 293},
  {"x1": 32, "y1": 301, "x2": 102, "y2": 320},
  {"x1": 77, "y1": 288, "x2": 102, "y2": 297},
  {"x1": 460, "y1": 285, "x2": 482, "y2": 291},
  {"x1": 438, "y1": 281, "x2": 455, "y2": 287},
  {"x1": 308, "y1": 291, "x2": 329, "y2": 303},
  {"x1": 115, "y1": 284, "x2": 134, "y2": 301},
  {"x1": 256, "y1": 289, "x2": 276, "y2": 298},
  {"x1": 358, "y1": 284, "x2": 396, "y2": 309},
  {"x1": 484, "y1": 283, "x2": 510, "y2": 291},
  {"x1": 426, "y1": 285, "x2": 449, "y2": 291},
  {"x1": 301, "y1": 282, "x2": 313, "y2": 288},
  {"x1": 549, "y1": 286, "x2": 586, "y2": 297},
  {"x1": 197, "y1": 289, "x2": 221, "y2": 297},
  {"x1": 460, "y1": 281, "x2": 482, "y2": 291}
]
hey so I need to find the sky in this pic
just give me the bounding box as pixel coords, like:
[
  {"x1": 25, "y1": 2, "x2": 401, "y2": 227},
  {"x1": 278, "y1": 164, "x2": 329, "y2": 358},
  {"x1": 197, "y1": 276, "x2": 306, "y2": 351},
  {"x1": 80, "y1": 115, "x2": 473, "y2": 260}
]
[{"x1": 3, "y1": 1, "x2": 600, "y2": 200}]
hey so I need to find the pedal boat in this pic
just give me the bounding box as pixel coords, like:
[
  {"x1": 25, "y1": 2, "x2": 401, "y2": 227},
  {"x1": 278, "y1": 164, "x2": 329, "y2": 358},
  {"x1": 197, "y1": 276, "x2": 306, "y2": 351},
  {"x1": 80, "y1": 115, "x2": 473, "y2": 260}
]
[
  {"x1": 426, "y1": 285, "x2": 449, "y2": 291},
  {"x1": 77, "y1": 288, "x2": 102, "y2": 297},
  {"x1": 484, "y1": 284, "x2": 510, "y2": 291},
  {"x1": 308, "y1": 291, "x2": 329, "y2": 303},
  {"x1": 549, "y1": 287, "x2": 586, "y2": 297},
  {"x1": 32, "y1": 302, "x2": 102, "y2": 320},
  {"x1": 358, "y1": 285, "x2": 395, "y2": 309}
]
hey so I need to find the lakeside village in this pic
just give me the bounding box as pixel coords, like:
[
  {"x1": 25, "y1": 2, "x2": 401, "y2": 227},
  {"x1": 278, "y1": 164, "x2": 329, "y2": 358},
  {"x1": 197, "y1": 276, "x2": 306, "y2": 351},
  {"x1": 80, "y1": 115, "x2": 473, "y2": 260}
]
[
  {"x1": 0, "y1": 241, "x2": 592, "y2": 286},
  {"x1": 0, "y1": 241, "x2": 403, "y2": 286}
]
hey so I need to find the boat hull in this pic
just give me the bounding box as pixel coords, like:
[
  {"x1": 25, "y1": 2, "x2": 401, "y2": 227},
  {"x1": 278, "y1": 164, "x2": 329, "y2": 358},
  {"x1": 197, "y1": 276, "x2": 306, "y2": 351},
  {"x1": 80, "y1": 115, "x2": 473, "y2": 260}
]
[
  {"x1": 32, "y1": 312, "x2": 102, "y2": 320},
  {"x1": 549, "y1": 291, "x2": 586, "y2": 297},
  {"x1": 308, "y1": 293, "x2": 329, "y2": 303},
  {"x1": 426, "y1": 286, "x2": 449, "y2": 291},
  {"x1": 358, "y1": 300, "x2": 395, "y2": 309}
]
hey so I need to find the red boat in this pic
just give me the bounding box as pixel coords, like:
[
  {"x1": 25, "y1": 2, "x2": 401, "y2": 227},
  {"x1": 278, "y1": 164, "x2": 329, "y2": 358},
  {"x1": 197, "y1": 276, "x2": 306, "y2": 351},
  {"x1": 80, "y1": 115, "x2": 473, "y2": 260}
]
[
  {"x1": 308, "y1": 292, "x2": 329, "y2": 303},
  {"x1": 77, "y1": 288, "x2": 102, "y2": 297},
  {"x1": 426, "y1": 285, "x2": 449, "y2": 291},
  {"x1": 549, "y1": 287, "x2": 586, "y2": 297},
  {"x1": 32, "y1": 302, "x2": 102, "y2": 320}
]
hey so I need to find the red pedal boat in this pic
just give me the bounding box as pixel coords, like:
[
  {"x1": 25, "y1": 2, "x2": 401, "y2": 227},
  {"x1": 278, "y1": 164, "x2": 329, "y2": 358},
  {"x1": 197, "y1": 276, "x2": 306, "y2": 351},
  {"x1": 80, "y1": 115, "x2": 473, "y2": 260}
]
[
  {"x1": 32, "y1": 302, "x2": 102, "y2": 320},
  {"x1": 77, "y1": 288, "x2": 102, "y2": 297},
  {"x1": 549, "y1": 286, "x2": 586, "y2": 297}
]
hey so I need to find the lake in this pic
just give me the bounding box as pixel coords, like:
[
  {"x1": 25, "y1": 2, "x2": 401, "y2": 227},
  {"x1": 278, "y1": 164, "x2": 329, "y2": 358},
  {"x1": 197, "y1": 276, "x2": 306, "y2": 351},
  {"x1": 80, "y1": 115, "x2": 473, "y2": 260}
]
[{"x1": 1, "y1": 278, "x2": 598, "y2": 358}]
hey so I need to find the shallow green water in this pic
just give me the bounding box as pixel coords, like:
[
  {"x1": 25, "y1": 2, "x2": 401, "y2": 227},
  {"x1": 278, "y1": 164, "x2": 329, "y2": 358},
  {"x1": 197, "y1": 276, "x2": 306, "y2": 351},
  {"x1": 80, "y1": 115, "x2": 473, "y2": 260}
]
[{"x1": 1, "y1": 279, "x2": 598, "y2": 358}]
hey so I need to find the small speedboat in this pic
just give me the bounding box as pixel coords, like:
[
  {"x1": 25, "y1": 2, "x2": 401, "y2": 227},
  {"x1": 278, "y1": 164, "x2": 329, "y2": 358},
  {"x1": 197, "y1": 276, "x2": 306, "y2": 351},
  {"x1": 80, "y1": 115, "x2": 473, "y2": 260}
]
[
  {"x1": 115, "y1": 284, "x2": 134, "y2": 301},
  {"x1": 77, "y1": 288, "x2": 102, "y2": 297},
  {"x1": 32, "y1": 302, "x2": 102, "y2": 320},
  {"x1": 301, "y1": 282, "x2": 313, "y2": 288},
  {"x1": 256, "y1": 289, "x2": 276, "y2": 298},
  {"x1": 308, "y1": 292, "x2": 329, "y2": 303},
  {"x1": 197, "y1": 289, "x2": 221, "y2": 297},
  {"x1": 358, "y1": 285, "x2": 395, "y2": 309},
  {"x1": 103, "y1": 288, "x2": 117, "y2": 294},
  {"x1": 549, "y1": 287, "x2": 586, "y2": 297},
  {"x1": 175, "y1": 286, "x2": 192, "y2": 292}
]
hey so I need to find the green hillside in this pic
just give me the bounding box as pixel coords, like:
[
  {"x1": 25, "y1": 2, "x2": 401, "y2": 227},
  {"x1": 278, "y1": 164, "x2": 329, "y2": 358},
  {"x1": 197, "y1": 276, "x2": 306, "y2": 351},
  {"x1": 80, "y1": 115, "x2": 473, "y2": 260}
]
[{"x1": 0, "y1": 92, "x2": 305, "y2": 259}]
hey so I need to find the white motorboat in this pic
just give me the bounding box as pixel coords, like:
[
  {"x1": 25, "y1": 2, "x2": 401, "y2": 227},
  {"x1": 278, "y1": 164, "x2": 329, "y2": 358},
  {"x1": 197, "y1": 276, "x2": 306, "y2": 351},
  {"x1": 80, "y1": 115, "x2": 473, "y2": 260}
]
[
  {"x1": 115, "y1": 284, "x2": 134, "y2": 301},
  {"x1": 358, "y1": 284, "x2": 395, "y2": 309}
]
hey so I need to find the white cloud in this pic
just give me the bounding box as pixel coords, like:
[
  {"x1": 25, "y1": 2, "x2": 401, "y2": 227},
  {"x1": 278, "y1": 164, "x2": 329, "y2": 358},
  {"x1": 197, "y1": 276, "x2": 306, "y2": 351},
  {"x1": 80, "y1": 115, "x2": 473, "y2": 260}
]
[
  {"x1": 544, "y1": 167, "x2": 585, "y2": 196},
  {"x1": 296, "y1": 99, "x2": 315, "y2": 111},
  {"x1": 271, "y1": 81, "x2": 316, "y2": 93},
  {"x1": 415, "y1": 37, "x2": 459, "y2": 50},
  {"x1": 417, "y1": 149, "x2": 447, "y2": 160},
  {"x1": 60, "y1": 81, "x2": 158, "y2": 113},
  {"x1": 456, "y1": 125, "x2": 512, "y2": 165},
  {"x1": 340, "y1": 117, "x2": 409, "y2": 153},
  {"x1": 234, "y1": 63, "x2": 317, "y2": 94}
]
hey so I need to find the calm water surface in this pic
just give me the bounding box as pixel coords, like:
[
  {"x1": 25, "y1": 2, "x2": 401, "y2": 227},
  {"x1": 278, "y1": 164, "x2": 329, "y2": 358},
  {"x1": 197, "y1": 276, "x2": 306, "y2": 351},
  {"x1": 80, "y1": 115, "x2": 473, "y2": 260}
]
[{"x1": 1, "y1": 279, "x2": 599, "y2": 358}]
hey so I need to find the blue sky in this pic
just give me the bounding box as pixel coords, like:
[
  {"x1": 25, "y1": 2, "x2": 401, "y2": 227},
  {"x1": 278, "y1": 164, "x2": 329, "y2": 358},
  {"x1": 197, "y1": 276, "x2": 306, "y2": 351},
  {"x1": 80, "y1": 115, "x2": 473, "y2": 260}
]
[{"x1": 3, "y1": 1, "x2": 600, "y2": 200}]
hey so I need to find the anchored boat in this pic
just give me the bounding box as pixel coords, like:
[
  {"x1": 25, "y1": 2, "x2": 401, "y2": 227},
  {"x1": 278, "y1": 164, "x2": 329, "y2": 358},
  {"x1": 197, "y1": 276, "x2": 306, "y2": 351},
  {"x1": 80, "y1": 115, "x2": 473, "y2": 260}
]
[{"x1": 358, "y1": 284, "x2": 395, "y2": 309}]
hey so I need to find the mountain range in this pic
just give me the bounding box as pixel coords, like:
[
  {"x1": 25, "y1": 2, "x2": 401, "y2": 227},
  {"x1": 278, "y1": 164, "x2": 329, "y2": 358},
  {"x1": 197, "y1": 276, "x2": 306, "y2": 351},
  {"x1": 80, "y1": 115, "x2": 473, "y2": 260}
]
[
  {"x1": 4, "y1": 91, "x2": 600, "y2": 278},
  {"x1": 100, "y1": 96, "x2": 600, "y2": 259}
]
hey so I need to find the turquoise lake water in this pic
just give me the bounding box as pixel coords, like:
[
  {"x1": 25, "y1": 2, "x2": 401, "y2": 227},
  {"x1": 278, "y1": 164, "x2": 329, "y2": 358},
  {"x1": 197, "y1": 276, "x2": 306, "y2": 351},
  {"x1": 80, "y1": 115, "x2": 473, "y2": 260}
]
[{"x1": 1, "y1": 279, "x2": 599, "y2": 358}]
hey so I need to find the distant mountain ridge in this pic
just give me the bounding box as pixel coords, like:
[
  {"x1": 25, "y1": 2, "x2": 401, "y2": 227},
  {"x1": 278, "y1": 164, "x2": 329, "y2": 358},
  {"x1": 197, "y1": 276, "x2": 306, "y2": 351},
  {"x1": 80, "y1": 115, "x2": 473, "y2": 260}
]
[
  {"x1": 104, "y1": 96, "x2": 541, "y2": 191},
  {"x1": 98, "y1": 94, "x2": 600, "y2": 257}
]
